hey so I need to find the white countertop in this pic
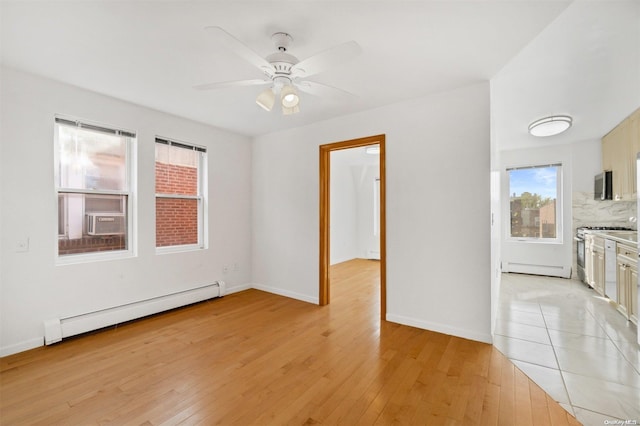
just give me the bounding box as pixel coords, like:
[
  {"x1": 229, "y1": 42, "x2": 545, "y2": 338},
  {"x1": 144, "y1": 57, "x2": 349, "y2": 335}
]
[{"x1": 590, "y1": 230, "x2": 637, "y2": 246}]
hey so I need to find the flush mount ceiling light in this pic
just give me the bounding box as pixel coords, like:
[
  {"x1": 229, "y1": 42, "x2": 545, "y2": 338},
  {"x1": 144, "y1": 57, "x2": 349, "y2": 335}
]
[
  {"x1": 365, "y1": 146, "x2": 380, "y2": 155},
  {"x1": 528, "y1": 115, "x2": 573, "y2": 137}
]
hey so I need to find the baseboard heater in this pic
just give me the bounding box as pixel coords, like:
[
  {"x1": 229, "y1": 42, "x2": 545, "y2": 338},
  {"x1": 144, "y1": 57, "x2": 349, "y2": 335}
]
[
  {"x1": 43, "y1": 281, "x2": 225, "y2": 345},
  {"x1": 504, "y1": 262, "x2": 571, "y2": 279}
]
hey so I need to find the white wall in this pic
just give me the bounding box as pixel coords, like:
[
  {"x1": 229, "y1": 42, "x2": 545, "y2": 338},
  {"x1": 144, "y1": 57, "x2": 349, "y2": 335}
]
[
  {"x1": 571, "y1": 139, "x2": 602, "y2": 192},
  {"x1": 354, "y1": 165, "x2": 380, "y2": 259},
  {"x1": 329, "y1": 151, "x2": 358, "y2": 264},
  {"x1": 252, "y1": 82, "x2": 492, "y2": 343},
  {"x1": 330, "y1": 148, "x2": 380, "y2": 264},
  {"x1": 0, "y1": 67, "x2": 252, "y2": 356}
]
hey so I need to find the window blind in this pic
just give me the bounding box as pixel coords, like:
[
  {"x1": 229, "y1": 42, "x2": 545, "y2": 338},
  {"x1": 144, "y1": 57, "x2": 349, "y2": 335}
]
[
  {"x1": 506, "y1": 163, "x2": 561, "y2": 171},
  {"x1": 55, "y1": 117, "x2": 136, "y2": 138},
  {"x1": 155, "y1": 137, "x2": 206, "y2": 153}
]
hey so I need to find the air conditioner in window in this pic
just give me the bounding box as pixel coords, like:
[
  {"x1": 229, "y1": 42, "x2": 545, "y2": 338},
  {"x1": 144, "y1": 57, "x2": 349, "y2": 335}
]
[{"x1": 86, "y1": 213, "x2": 125, "y2": 236}]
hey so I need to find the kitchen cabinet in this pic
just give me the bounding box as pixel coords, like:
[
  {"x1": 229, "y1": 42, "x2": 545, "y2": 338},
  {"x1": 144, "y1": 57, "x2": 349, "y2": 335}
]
[
  {"x1": 585, "y1": 234, "x2": 605, "y2": 295},
  {"x1": 585, "y1": 234, "x2": 593, "y2": 286},
  {"x1": 616, "y1": 242, "x2": 638, "y2": 325},
  {"x1": 631, "y1": 109, "x2": 640, "y2": 181},
  {"x1": 602, "y1": 107, "x2": 640, "y2": 200},
  {"x1": 592, "y1": 237, "x2": 605, "y2": 296},
  {"x1": 631, "y1": 267, "x2": 637, "y2": 325}
]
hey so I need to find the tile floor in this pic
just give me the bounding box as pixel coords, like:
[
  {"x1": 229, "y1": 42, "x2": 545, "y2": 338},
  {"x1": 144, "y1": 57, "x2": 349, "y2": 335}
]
[{"x1": 495, "y1": 273, "x2": 640, "y2": 426}]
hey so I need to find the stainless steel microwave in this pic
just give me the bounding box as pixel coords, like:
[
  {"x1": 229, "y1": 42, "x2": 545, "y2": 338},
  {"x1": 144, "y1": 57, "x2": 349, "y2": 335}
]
[{"x1": 594, "y1": 171, "x2": 613, "y2": 200}]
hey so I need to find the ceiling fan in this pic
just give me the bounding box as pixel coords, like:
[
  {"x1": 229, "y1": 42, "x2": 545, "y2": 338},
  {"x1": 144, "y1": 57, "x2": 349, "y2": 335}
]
[{"x1": 194, "y1": 27, "x2": 362, "y2": 115}]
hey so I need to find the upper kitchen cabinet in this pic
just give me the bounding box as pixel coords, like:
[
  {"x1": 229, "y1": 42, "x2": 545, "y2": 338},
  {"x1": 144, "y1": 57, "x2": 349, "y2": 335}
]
[{"x1": 602, "y1": 107, "x2": 640, "y2": 200}]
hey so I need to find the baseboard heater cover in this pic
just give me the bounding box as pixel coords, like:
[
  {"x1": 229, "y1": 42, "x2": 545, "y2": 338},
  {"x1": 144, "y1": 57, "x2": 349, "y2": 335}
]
[
  {"x1": 504, "y1": 262, "x2": 571, "y2": 279},
  {"x1": 44, "y1": 281, "x2": 225, "y2": 345}
]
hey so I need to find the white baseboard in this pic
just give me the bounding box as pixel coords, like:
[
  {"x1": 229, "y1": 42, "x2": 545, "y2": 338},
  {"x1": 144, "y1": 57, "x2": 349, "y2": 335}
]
[
  {"x1": 1, "y1": 336, "x2": 44, "y2": 357},
  {"x1": 386, "y1": 313, "x2": 492, "y2": 344},
  {"x1": 251, "y1": 283, "x2": 319, "y2": 305},
  {"x1": 225, "y1": 283, "x2": 252, "y2": 294},
  {"x1": 503, "y1": 262, "x2": 571, "y2": 278}
]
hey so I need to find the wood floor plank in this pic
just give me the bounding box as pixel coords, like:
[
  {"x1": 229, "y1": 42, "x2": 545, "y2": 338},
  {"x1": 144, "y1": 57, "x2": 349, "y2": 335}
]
[
  {"x1": 0, "y1": 259, "x2": 581, "y2": 425},
  {"x1": 529, "y1": 376, "x2": 554, "y2": 426},
  {"x1": 498, "y1": 353, "x2": 516, "y2": 425},
  {"x1": 514, "y1": 364, "x2": 534, "y2": 426}
]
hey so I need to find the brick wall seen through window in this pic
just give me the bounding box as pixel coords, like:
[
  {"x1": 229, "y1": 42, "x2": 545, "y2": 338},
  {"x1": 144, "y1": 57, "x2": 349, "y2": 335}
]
[{"x1": 155, "y1": 139, "x2": 205, "y2": 249}]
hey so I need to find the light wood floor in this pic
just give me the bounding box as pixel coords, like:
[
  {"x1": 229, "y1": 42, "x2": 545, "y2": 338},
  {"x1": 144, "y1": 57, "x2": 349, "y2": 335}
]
[{"x1": 0, "y1": 259, "x2": 581, "y2": 425}]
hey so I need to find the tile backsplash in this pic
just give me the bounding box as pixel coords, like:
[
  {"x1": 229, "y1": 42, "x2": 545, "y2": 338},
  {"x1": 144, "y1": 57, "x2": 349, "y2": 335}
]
[
  {"x1": 571, "y1": 191, "x2": 636, "y2": 281},
  {"x1": 573, "y1": 191, "x2": 637, "y2": 231}
]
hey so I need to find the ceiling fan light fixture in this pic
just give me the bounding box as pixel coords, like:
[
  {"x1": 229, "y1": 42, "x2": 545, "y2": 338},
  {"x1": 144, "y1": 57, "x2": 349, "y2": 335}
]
[
  {"x1": 528, "y1": 115, "x2": 572, "y2": 137},
  {"x1": 256, "y1": 87, "x2": 275, "y2": 111},
  {"x1": 282, "y1": 104, "x2": 300, "y2": 115},
  {"x1": 280, "y1": 84, "x2": 300, "y2": 108}
]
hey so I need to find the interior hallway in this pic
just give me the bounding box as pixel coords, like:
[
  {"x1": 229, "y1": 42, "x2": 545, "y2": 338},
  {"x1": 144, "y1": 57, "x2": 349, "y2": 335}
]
[{"x1": 495, "y1": 272, "x2": 640, "y2": 425}]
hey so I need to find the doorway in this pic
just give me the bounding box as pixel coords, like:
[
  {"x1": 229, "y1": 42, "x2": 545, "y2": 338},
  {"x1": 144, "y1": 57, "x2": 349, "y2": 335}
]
[{"x1": 319, "y1": 134, "x2": 386, "y2": 320}]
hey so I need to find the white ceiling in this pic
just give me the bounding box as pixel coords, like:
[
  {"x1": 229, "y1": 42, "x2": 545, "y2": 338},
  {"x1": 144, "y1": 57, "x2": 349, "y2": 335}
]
[
  {"x1": 492, "y1": 1, "x2": 640, "y2": 151},
  {"x1": 1, "y1": 1, "x2": 638, "y2": 150}
]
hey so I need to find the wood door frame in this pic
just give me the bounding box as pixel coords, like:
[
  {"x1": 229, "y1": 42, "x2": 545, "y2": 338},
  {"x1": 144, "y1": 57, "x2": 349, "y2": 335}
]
[{"x1": 319, "y1": 134, "x2": 386, "y2": 320}]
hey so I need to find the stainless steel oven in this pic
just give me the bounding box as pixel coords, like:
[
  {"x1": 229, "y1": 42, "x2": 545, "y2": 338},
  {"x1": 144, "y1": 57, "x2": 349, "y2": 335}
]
[
  {"x1": 576, "y1": 228, "x2": 587, "y2": 283},
  {"x1": 575, "y1": 233, "x2": 586, "y2": 283}
]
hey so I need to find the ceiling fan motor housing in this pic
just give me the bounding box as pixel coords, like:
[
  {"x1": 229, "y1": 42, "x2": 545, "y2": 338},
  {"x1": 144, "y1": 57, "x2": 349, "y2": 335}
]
[
  {"x1": 271, "y1": 32, "x2": 293, "y2": 51},
  {"x1": 266, "y1": 51, "x2": 299, "y2": 79}
]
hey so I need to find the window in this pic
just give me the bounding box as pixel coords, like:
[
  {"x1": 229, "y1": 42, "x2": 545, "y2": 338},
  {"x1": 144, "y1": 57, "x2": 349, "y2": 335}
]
[
  {"x1": 54, "y1": 117, "x2": 135, "y2": 258},
  {"x1": 155, "y1": 138, "x2": 206, "y2": 250},
  {"x1": 508, "y1": 163, "x2": 562, "y2": 241}
]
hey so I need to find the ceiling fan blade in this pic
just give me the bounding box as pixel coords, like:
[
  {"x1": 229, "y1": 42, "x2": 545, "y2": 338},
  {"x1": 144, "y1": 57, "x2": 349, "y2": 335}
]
[
  {"x1": 205, "y1": 26, "x2": 274, "y2": 76},
  {"x1": 193, "y1": 79, "x2": 271, "y2": 91},
  {"x1": 295, "y1": 80, "x2": 356, "y2": 99},
  {"x1": 291, "y1": 41, "x2": 362, "y2": 78}
]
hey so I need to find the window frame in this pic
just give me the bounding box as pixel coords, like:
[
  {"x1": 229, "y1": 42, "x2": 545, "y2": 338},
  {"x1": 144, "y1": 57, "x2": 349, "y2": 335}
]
[
  {"x1": 54, "y1": 116, "x2": 136, "y2": 264},
  {"x1": 506, "y1": 163, "x2": 563, "y2": 244},
  {"x1": 154, "y1": 137, "x2": 207, "y2": 254}
]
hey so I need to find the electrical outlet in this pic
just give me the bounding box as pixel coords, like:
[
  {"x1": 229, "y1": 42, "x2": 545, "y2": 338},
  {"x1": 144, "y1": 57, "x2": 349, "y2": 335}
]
[
  {"x1": 223, "y1": 265, "x2": 229, "y2": 274},
  {"x1": 16, "y1": 237, "x2": 29, "y2": 253}
]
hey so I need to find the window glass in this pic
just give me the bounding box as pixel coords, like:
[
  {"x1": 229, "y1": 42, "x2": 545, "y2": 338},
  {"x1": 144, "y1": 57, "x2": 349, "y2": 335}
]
[
  {"x1": 509, "y1": 164, "x2": 560, "y2": 240},
  {"x1": 156, "y1": 198, "x2": 198, "y2": 247},
  {"x1": 57, "y1": 125, "x2": 127, "y2": 190},
  {"x1": 155, "y1": 139, "x2": 206, "y2": 250},
  {"x1": 155, "y1": 144, "x2": 199, "y2": 195},
  {"x1": 55, "y1": 119, "x2": 134, "y2": 258}
]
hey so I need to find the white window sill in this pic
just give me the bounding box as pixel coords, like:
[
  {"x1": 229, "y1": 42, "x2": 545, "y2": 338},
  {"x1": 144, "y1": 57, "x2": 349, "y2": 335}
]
[
  {"x1": 506, "y1": 238, "x2": 564, "y2": 245},
  {"x1": 156, "y1": 244, "x2": 205, "y2": 255},
  {"x1": 56, "y1": 249, "x2": 136, "y2": 266}
]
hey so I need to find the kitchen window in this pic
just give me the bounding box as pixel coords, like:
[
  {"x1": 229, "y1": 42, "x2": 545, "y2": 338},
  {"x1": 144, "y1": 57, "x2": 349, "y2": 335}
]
[
  {"x1": 54, "y1": 117, "x2": 135, "y2": 261},
  {"x1": 155, "y1": 137, "x2": 207, "y2": 251},
  {"x1": 508, "y1": 163, "x2": 562, "y2": 241}
]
